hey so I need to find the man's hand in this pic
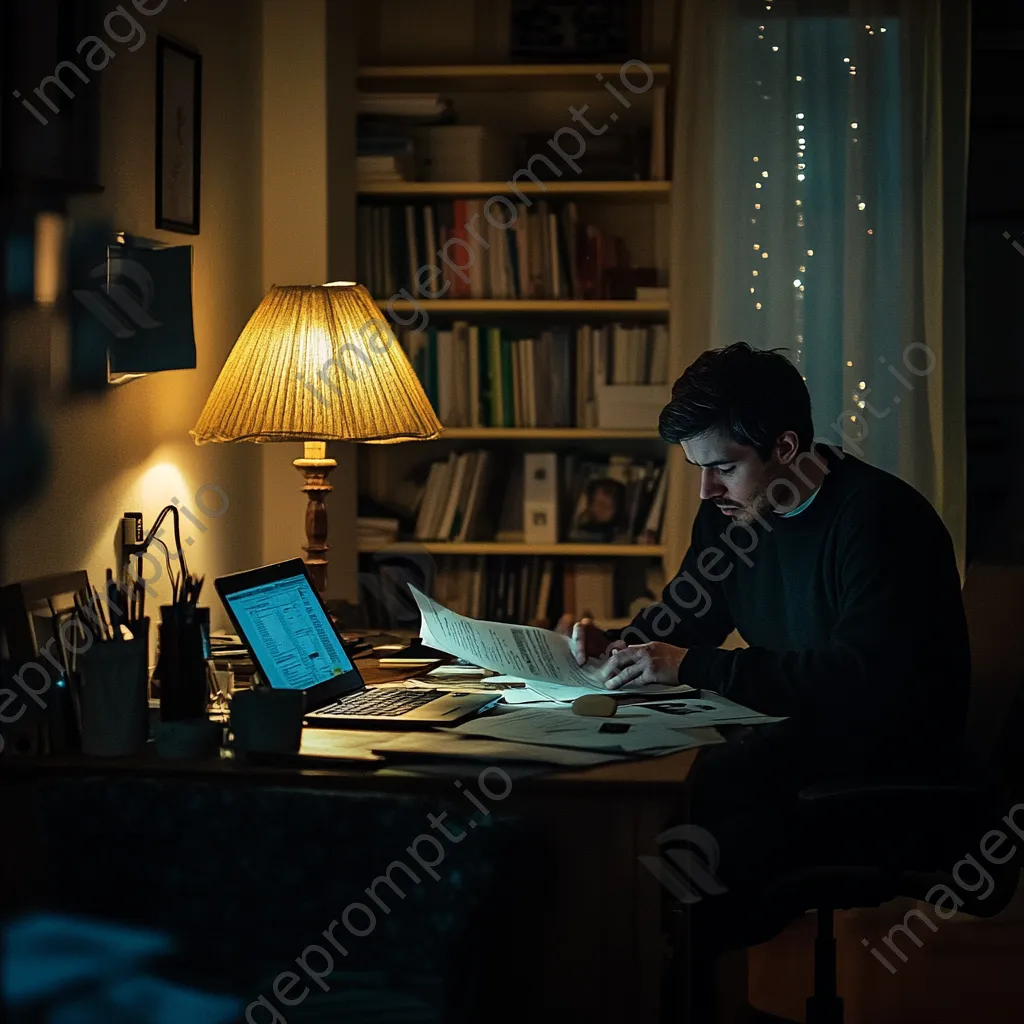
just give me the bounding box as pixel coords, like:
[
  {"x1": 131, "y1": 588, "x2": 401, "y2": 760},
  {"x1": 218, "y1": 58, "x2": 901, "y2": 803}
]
[
  {"x1": 556, "y1": 614, "x2": 627, "y2": 667},
  {"x1": 599, "y1": 642, "x2": 688, "y2": 690}
]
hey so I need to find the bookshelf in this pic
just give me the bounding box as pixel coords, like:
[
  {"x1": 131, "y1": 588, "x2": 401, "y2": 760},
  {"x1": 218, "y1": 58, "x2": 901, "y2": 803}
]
[{"x1": 354, "y1": 36, "x2": 674, "y2": 628}]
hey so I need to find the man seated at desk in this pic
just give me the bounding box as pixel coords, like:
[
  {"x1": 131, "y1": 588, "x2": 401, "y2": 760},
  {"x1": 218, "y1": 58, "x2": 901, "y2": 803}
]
[{"x1": 563, "y1": 340, "x2": 970, "y2": 822}]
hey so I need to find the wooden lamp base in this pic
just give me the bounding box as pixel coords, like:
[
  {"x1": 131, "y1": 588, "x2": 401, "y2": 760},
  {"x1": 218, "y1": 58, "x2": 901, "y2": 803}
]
[{"x1": 293, "y1": 441, "x2": 337, "y2": 595}]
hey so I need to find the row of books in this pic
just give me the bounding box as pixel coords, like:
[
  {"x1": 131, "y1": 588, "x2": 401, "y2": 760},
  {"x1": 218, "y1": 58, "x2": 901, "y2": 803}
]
[
  {"x1": 432, "y1": 557, "x2": 647, "y2": 626},
  {"x1": 400, "y1": 322, "x2": 670, "y2": 428},
  {"x1": 357, "y1": 200, "x2": 629, "y2": 301},
  {"x1": 433, "y1": 556, "x2": 557, "y2": 626},
  {"x1": 411, "y1": 451, "x2": 667, "y2": 545}
]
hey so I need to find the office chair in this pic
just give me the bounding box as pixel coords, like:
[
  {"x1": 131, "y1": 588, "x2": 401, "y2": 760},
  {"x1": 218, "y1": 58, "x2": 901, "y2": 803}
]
[{"x1": 673, "y1": 564, "x2": 1024, "y2": 1024}]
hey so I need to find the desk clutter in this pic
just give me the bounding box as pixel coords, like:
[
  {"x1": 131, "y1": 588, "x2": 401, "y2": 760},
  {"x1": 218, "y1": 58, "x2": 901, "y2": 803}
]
[{"x1": 1, "y1": 560, "x2": 782, "y2": 775}]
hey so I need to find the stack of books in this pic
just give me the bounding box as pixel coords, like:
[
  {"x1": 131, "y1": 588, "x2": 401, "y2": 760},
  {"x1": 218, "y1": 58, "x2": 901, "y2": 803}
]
[
  {"x1": 356, "y1": 93, "x2": 454, "y2": 185},
  {"x1": 358, "y1": 200, "x2": 629, "y2": 300}
]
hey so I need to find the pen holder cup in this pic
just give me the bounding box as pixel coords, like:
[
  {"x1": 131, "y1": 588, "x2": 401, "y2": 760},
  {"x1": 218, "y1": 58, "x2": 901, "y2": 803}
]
[
  {"x1": 230, "y1": 688, "x2": 304, "y2": 756},
  {"x1": 78, "y1": 621, "x2": 150, "y2": 757},
  {"x1": 158, "y1": 607, "x2": 210, "y2": 721}
]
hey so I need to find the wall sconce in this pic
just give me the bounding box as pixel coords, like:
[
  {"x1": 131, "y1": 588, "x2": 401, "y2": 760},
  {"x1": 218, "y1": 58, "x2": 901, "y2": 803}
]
[{"x1": 69, "y1": 228, "x2": 195, "y2": 389}]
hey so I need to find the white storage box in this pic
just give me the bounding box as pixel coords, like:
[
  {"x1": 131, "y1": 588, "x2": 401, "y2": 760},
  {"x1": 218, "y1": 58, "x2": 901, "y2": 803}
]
[
  {"x1": 596, "y1": 385, "x2": 668, "y2": 430},
  {"x1": 414, "y1": 126, "x2": 515, "y2": 181}
]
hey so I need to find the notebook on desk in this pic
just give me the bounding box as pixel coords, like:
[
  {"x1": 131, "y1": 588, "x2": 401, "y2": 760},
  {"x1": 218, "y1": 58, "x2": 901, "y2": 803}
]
[{"x1": 214, "y1": 559, "x2": 498, "y2": 729}]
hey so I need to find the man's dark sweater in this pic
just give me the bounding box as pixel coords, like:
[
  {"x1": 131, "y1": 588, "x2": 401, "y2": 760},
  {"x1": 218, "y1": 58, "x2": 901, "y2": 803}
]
[{"x1": 616, "y1": 446, "x2": 970, "y2": 781}]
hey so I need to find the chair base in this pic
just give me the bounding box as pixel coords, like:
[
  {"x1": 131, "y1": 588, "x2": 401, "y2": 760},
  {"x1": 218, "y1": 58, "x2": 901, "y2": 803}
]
[
  {"x1": 746, "y1": 1007, "x2": 798, "y2": 1023},
  {"x1": 744, "y1": 993, "x2": 844, "y2": 1024}
]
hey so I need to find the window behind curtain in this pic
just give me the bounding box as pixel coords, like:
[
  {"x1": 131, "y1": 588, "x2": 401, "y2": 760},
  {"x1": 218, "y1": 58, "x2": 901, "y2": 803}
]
[{"x1": 711, "y1": 15, "x2": 907, "y2": 469}]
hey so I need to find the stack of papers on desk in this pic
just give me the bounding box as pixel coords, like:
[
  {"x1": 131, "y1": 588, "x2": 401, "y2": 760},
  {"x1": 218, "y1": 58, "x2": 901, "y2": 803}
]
[
  {"x1": 633, "y1": 693, "x2": 787, "y2": 727},
  {"x1": 452, "y1": 707, "x2": 724, "y2": 755},
  {"x1": 497, "y1": 680, "x2": 785, "y2": 728}
]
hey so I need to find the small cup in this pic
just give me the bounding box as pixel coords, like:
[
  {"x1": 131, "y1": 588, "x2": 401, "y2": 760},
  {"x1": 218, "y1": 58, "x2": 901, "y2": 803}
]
[
  {"x1": 78, "y1": 623, "x2": 150, "y2": 757},
  {"x1": 230, "y1": 688, "x2": 304, "y2": 756}
]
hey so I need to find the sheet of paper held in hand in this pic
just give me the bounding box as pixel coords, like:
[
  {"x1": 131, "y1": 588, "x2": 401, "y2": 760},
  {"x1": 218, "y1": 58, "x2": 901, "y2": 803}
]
[{"x1": 410, "y1": 587, "x2": 694, "y2": 700}]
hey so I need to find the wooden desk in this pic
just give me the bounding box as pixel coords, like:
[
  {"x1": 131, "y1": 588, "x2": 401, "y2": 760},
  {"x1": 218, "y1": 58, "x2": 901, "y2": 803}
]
[{"x1": 1, "y1": 663, "x2": 700, "y2": 1022}]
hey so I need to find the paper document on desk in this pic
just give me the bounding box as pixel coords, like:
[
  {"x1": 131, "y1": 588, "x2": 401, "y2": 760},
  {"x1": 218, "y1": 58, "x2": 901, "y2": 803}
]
[
  {"x1": 635, "y1": 692, "x2": 787, "y2": 728},
  {"x1": 499, "y1": 683, "x2": 563, "y2": 707},
  {"x1": 411, "y1": 589, "x2": 692, "y2": 699},
  {"x1": 453, "y1": 707, "x2": 724, "y2": 754}
]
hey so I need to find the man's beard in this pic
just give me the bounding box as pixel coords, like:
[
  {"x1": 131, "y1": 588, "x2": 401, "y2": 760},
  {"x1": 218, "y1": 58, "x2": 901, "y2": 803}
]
[{"x1": 717, "y1": 489, "x2": 773, "y2": 525}]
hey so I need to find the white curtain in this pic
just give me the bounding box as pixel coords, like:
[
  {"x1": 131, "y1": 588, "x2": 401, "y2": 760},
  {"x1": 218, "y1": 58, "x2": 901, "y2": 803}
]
[{"x1": 667, "y1": 0, "x2": 970, "y2": 572}]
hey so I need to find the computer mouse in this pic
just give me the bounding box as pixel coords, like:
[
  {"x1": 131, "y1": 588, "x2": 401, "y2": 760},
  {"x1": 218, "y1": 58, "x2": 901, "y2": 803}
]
[{"x1": 571, "y1": 694, "x2": 618, "y2": 718}]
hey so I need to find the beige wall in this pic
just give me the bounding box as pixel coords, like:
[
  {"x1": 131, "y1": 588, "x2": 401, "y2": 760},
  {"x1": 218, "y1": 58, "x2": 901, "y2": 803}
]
[
  {"x1": 260, "y1": 0, "x2": 359, "y2": 602},
  {"x1": 5, "y1": 0, "x2": 264, "y2": 634},
  {"x1": 259, "y1": 0, "x2": 329, "y2": 589}
]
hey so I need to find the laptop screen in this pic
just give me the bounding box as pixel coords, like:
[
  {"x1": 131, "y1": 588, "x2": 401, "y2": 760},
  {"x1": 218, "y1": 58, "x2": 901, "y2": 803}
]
[{"x1": 222, "y1": 571, "x2": 353, "y2": 691}]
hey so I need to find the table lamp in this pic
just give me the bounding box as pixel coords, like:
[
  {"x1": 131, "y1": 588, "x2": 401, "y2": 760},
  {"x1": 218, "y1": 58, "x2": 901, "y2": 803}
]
[{"x1": 190, "y1": 282, "x2": 441, "y2": 593}]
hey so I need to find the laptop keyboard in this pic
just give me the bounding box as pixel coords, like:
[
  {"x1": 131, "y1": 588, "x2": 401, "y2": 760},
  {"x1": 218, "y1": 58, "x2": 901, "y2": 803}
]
[{"x1": 316, "y1": 688, "x2": 448, "y2": 718}]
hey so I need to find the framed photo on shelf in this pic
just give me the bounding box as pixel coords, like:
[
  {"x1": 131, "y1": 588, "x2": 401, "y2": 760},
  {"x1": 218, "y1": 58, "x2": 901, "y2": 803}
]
[
  {"x1": 156, "y1": 37, "x2": 202, "y2": 234},
  {"x1": 568, "y1": 470, "x2": 628, "y2": 542}
]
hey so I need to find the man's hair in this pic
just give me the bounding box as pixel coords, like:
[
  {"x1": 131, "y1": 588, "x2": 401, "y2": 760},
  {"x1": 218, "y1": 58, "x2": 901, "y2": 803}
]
[{"x1": 659, "y1": 342, "x2": 814, "y2": 460}]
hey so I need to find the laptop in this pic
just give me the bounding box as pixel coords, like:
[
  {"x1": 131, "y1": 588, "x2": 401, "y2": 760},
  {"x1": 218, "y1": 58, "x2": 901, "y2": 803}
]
[{"x1": 214, "y1": 559, "x2": 498, "y2": 728}]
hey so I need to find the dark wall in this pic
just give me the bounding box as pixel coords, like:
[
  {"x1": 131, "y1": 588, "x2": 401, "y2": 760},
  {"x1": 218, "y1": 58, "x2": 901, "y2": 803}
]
[
  {"x1": 965, "y1": 4, "x2": 1024, "y2": 562},
  {"x1": 1, "y1": 0, "x2": 102, "y2": 194}
]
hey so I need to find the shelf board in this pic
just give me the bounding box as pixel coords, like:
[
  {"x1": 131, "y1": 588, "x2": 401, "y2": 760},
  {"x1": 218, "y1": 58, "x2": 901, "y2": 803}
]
[
  {"x1": 357, "y1": 180, "x2": 670, "y2": 199},
  {"x1": 377, "y1": 299, "x2": 669, "y2": 315},
  {"x1": 358, "y1": 63, "x2": 671, "y2": 92},
  {"x1": 437, "y1": 427, "x2": 660, "y2": 440},
  {"x1": 359, "y1": 542, "x2": 666, "y2": 557}
]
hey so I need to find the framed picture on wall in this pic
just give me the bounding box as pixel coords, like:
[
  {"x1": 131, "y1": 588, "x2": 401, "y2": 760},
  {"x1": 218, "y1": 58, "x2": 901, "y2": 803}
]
[{"x1": 156, "y1": 37, "x2": 202, "y2": 234}]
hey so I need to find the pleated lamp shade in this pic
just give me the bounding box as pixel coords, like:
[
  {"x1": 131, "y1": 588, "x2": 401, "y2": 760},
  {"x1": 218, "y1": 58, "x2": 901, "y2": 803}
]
[{"x1": 191, "y1": 282, "x2": 442, "y2": 445}]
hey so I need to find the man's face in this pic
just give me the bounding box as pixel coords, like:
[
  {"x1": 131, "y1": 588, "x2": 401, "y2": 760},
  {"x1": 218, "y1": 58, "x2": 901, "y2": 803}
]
[{"x1": 681, "y1": 429, "x2": 785, "y2": 524}]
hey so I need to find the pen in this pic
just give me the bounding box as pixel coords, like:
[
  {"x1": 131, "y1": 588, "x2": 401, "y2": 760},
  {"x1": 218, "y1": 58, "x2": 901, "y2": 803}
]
[
  {"x1": 105, "y1": 569, "x2": 121, "y2": 640},
  {"x1": 90, "y1": 585, "x2": 111, "y2": 641},
  {"x1": 137, "y1": 553, "x2": 145, "y2": 622}
]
